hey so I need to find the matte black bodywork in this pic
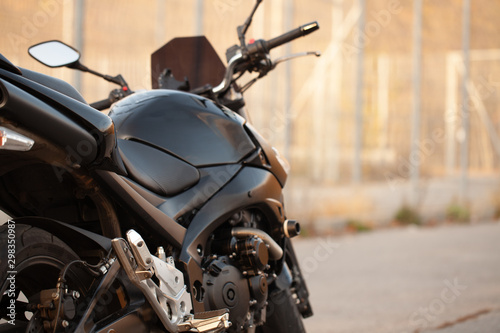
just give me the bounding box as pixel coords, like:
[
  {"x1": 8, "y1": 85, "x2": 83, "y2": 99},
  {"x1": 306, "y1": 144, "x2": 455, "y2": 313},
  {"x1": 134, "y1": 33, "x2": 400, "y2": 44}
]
[
  {"x1": 109, "y1": 90, "x2": 256, "y2": 167},
  {"x1": 0, "y1": 67, "x2": 122, "y2": 172},
  {"x1": 118, "y1": 138, "x2": 200, "y2": 197},
  {"x1": 11, "y1": 216, "x2": 112, "y2": 255},
  {"x1": 178, "y1": 166, "x2": 285, "y2": 312},
  {"x1": 0, "y1": 48, "x2": 312, "y2": 328},
  {"x1": 0, "y1": 53, "x2": 22, "y2": 75}
]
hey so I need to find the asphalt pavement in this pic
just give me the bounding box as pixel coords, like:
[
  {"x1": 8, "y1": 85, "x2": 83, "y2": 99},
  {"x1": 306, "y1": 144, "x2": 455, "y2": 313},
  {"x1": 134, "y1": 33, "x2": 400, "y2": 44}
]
[{"x1": 294, "y1": 222, "x2": 500, "y2": 333}]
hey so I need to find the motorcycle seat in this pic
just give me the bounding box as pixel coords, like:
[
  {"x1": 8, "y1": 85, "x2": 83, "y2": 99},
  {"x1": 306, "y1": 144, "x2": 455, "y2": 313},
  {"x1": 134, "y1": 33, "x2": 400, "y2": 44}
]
[{"x1": 19, "y1": 67, "x2": 87, "y2": 104}]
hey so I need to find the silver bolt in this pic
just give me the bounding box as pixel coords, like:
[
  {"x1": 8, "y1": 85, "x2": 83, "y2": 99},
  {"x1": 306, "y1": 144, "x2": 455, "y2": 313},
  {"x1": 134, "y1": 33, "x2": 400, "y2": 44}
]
[
  {"x1": 61, "y1": 320, "x2": 69, "y2": 328},
  {"x1": 157, "y1": 247, "x2": 166, "y2": 261}
]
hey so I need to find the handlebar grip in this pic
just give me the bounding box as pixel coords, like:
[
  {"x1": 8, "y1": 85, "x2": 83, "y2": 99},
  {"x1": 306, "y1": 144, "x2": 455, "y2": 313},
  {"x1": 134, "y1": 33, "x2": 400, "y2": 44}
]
[
  {"x1": 265, "y1": 21, "x2": 319, "y2": 51},
  {"x1": 90, "y1": 98, "x2": 113, "y2": 111}
]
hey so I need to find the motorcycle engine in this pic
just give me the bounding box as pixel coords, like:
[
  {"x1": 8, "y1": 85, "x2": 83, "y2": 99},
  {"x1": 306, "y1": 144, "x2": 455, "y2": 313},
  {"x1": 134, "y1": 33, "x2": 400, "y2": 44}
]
[{"x1": 203, "y1": 211, "x2": 270, "y2": 331}]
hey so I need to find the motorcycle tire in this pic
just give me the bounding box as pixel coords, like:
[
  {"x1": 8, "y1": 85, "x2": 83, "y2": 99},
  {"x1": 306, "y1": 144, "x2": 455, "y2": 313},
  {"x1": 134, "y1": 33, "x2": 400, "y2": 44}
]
[
  {"x1": 0, "y1": 224, "x2": 89, "y2": 332},
  {"x1": 258, "y1": 286, "x2": 306, "y2": 333}
]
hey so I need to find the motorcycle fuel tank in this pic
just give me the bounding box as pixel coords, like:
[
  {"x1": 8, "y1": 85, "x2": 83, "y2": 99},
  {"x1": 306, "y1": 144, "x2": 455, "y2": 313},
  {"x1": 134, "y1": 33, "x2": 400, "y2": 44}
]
[{"x1": 109, "y1": 90, "x2": 256, "y2": 167}]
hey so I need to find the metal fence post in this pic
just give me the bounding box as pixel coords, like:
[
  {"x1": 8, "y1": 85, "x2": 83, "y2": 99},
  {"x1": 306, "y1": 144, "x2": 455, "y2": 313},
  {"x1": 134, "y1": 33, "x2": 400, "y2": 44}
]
[
  {"x1": 353, "y1": 0, "x2": 365, "y2": 184},
  {"x1": 195, "y1": 0, "x2": 204, "y2": 35},
  {"x1": 73, "y1": 0, "x2": 85, "y2": 93},
  {"x1": 460, "y1": 0, "x2": 470, "y2": 204},
  {"x1": 410, "y1": 0, "x2": 423, "y2": 206}
]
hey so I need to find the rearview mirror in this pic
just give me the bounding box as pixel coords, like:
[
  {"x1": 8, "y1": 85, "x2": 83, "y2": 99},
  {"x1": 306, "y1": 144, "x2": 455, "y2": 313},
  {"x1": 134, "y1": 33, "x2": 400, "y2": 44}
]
[{"x1": 28, "y1": 40, "x2": 80, "y2": 68}]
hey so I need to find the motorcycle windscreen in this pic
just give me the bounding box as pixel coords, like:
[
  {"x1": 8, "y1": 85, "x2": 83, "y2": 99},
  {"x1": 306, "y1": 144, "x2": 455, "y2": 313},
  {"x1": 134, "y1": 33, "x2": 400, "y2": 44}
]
[{"x1": 151, "y1": 36, "x2": 226, "y2": 90}]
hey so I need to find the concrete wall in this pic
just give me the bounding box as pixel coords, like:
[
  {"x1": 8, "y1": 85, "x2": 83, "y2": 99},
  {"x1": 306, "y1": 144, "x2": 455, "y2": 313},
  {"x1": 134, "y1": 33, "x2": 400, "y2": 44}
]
[{"x1": 286, "y1": 175, "x2": 500, "y2": 232}]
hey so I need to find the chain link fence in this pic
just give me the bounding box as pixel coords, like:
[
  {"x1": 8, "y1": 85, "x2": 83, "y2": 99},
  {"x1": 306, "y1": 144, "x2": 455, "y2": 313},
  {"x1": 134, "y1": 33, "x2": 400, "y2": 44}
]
[{"x1": 1, "y1": 0, "x2": 500, "y2": 226}]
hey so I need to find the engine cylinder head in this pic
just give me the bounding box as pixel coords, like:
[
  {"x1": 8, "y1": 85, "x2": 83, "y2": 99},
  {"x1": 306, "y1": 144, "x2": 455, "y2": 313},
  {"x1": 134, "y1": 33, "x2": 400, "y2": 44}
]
[{"x1": 232, "y1": 236, "x2": 269, "y2": 276}]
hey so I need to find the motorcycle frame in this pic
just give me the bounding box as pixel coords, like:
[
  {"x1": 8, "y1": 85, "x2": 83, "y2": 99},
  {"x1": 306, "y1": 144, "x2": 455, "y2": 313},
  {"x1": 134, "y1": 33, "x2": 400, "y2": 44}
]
[{"x1": 0, "y1": 64, "x2": 310, "y2": 329}]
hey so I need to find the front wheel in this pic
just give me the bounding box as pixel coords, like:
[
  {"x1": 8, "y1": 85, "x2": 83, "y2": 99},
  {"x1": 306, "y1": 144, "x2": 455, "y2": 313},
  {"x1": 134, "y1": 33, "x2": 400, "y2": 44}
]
[
  {"x1": 259, "y1": 285, "x2": 306, "y2": 333},
  {"x1": 0, "y1": 223, "x2": 89, "y2": 332}
]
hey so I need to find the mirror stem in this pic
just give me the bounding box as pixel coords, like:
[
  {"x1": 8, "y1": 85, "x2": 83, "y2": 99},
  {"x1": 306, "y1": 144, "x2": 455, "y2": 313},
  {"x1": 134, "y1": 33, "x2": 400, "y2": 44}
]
[
  {"x1": 69, "y1": 62, "x2": 130, "y2": 89},
  {"x1": 237, "y1": 0, "x2": 263, "y2": 48}
]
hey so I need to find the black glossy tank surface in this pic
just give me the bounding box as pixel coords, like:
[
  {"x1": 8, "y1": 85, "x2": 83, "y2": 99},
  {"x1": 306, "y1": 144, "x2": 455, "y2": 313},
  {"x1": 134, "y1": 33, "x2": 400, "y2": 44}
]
[{"x1": 109, "y1": 90, "x2": 256, "y2": 166}]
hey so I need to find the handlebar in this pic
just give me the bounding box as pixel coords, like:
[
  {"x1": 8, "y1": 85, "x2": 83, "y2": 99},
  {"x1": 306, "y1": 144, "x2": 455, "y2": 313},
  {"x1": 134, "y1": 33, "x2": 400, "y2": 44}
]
[
  {"x1": 265, "y1": 21, "x2": 319, "y2": 51},
  {"x1": 90, "y1": 87, "x2": 131, "y2": 111},
  {"x1": 212, "y1": 52, "x2": 244, "y2": 94},
  {"x1": 90, "y1": 98, "x2": 113, "y2": 111},
  {"x1": 246, "y1": 21, "x2": 319, "y2": 55},
  {"x1": 213, "y1": 21, "x2": 319, "y2": 96}
]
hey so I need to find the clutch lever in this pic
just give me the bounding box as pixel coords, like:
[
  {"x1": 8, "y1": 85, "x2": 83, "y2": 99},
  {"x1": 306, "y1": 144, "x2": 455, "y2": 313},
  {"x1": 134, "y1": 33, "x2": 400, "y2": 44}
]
[
  {"x1": 271, "y1": 51, "x2": 321, "y2": 69},
  {"x1": 239, "y1": 51, "x2": 321, "y2": 93}
]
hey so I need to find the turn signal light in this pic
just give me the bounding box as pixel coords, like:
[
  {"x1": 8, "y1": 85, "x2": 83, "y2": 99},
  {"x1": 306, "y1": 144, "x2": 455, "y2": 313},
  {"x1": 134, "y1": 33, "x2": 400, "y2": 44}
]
[{"x1": 0, "y1": 127, "x2": 34, "y2": 151}]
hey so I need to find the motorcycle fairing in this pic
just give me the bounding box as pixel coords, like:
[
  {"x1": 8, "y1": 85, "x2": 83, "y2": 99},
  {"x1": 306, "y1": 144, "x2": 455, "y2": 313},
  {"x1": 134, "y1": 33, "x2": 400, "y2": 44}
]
[
  {"x1": 245, "y1": 123, "x2": 289, "y2": 187},
  {"x1": 11, "y1": 216, "x2": 113, "y2": 255},
  {"x1": 156, "y1": 164, "x2": 242, "y2": 220},
  {"x1": 0, "y1": 78, "x2": 98, "y2": 162},
  {"x1": 109, "y1": 90, "x2": 256, "y2": 167},
  {"x1": 112, "y1": 164, "x2": 242, "y2": 222},
  {"x1": 0, "y1": 68, "x2": 123, "y2": 173},
  {"x1": 0, "y1": 53, "x2": 22, "y2": 75},
  {"x1": 178, "y1": 166, "x2": 285, "y2": 312},
  {"x1": 96, "y1": 170, "x2": 187, "y2": 249}
]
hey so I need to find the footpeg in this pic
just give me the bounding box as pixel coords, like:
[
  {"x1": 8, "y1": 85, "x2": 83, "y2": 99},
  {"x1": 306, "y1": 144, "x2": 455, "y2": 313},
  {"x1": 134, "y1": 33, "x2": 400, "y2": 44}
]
[{"x1": 178, "y1": 309, "x2": 231, "y2": 332}]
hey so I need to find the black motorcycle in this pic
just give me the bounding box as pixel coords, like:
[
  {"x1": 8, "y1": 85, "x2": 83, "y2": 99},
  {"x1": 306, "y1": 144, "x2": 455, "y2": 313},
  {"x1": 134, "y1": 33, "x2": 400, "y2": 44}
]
[{"x1": 0, "y1": 1, "x2": 319, "y2": 332}]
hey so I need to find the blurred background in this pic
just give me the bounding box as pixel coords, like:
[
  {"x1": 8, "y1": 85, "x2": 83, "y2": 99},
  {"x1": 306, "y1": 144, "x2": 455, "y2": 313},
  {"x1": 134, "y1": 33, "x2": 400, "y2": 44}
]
[
  {"x1": 2, "y1": 1, "x2": 500, "y2": 332},
  {"x1": 2, "y1": 0, "x2": 500, "y2": 231}
]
